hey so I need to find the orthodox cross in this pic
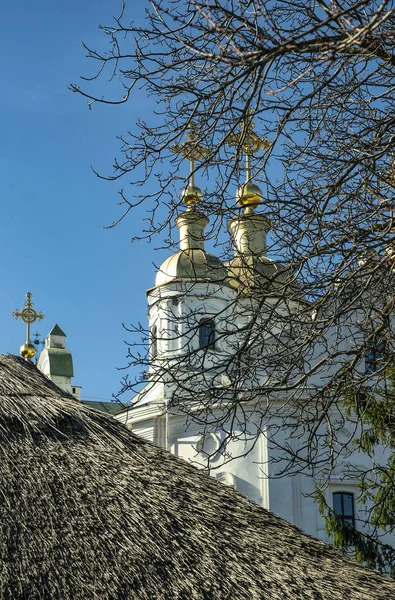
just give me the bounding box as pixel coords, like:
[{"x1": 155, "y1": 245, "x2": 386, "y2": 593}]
[
  {"x1": 13, "y1": 292, "x2": 45, "y2": 347},
  {"x1": 228, "y1": 118, "x2": 271, "y2": 182},
  {"x1": 172, "y1": 124, "x2": 207, "y2": 187}
]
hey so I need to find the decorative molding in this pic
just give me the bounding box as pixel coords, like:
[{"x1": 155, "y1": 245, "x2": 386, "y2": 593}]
[{"x1": 195, "y1": 432, "x2": 222, "y2": 462}]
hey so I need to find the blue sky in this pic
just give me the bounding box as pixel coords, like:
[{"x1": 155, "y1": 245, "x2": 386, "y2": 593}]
[
  {"x1": 0, "y1": 0, "x2": 172, "y2": 402},
  {"x1": 1, "y1": 0, "x2": 281, "y2": 404}
]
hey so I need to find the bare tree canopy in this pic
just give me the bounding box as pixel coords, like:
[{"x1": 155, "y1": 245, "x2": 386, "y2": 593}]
[{"x1": 72, "y1": 0, "x2": 395, "y2": 570}]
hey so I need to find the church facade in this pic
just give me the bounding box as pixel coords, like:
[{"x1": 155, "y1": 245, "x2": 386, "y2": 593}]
[
  {"x1": 109, "y1": 139, "x2": 394, "y2": 550},
  {"x1": 36, "y1": 127, "x2": 395, "y2": 553}
]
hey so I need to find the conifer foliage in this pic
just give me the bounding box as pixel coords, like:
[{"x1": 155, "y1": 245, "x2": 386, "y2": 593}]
[{"x1": 316, "y1": 366, "x2": 395, "y2": 572}]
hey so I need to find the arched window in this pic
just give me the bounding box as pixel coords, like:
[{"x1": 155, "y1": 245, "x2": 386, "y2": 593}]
[
  {"x1": 332, "y1": 492, "x2": 355, "y2": 525},
  {"x1": 151, "y1": 325, "x2": 158, "y2": 358},
  {"x1": 199, "y1": 318, "x2": 215, "y2": 350}
]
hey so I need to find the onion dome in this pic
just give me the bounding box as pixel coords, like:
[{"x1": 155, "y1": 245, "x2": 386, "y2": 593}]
[
  {"x1": 154, "y1": 135, "x2": 228, "y2": 287},
  {"x1": 156, "y1": 249, "x2": 227, "y2": 287},
  {"x1": 20, "y1": 342, "x2": 36, "y2": 359},
  {"x1": 227, "y1": 254, "x2": 299, "y2": 297},
  {"x1": 182, "y1": 182, "x2": 203, "y2": 207},
  {"x1": 228, "y1": 173, "x2": 299, "y2": 297},
  {"x1": 155, "y1": 209, "x2": 227, "y2": 287},
  {"x1": 227, "y1": 213, "x2": 300, "y2": 297},
  {"x1": 236, "y1": 181, "x2": 263, "y2": 213}
]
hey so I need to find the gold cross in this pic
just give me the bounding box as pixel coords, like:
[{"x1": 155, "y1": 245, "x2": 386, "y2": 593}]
[
  {"x1": 228, "y1": 118, "x2": 271, "y2": 182},
  {"x1": 13, "y1": 292, "x2": 45, "y2": 348},
  {"x1": 172, "y1": 124, "x2": 207, "y2": 186}
]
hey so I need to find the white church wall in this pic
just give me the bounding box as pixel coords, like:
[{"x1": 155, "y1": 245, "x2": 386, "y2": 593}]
[
  {"x1": 168, "y1": 412, "x2": 270, "y2": 507},
  {"x1": 167, "y1": 399, "x2": 395, "y2": 548},
  {"x1": 119, "y1": 189, "x2": 395, "y2": 556},
  {"x1": 52, "y1": 375, "x2": 73, "y2": 394},
  {"x1": 131, "y1": 419, "x2": 155, "y2": 442},
  {"x1": 147, "y1": 282, "x2": 236, "y2": 360},
  {"x1": 165, "y1": 406, "x2": 333, "y2": 540}
]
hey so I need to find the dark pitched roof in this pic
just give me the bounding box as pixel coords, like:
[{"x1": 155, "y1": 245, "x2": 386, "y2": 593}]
[
  {"x1": 48, "y1": 323, "x2": 66, "y2": 336},
  {"x1": 81, "y1": 399, "x2": 126, "y2": 415},
  {"x1": 0, "y1": 354, "x2": 394, "y2": 600}
]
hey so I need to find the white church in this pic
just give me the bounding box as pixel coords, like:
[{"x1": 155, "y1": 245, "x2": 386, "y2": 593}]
[{"x1": 34, "y1": 128, "x2": 395, "y2": 553}]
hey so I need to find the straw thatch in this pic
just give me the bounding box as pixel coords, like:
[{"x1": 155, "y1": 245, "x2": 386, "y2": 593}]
[{"x1": 0, "y1": 355, "x2": 394, "y2": 600}]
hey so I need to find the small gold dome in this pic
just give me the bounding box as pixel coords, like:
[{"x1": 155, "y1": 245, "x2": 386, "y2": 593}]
[
  {"x1": 20, "y1": 342, "x2": 36, "y2": 359},
  {"x1": 182, "y1": 182, "x2": 203, "y2": 207},
  {"x1": 236, "y1": 181, "x2": 263, "y2": 211}
]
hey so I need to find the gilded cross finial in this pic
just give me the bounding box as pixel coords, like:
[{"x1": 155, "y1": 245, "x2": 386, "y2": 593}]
[
  {"x1": 228, "y1": 117, "x2": 271, "y2": 182},
  {"x1": 172, "y1": 124, "x2": 207, "y2": 187},
  {"x1": 13, "y1": 292, "x2": 45, "y2": 360},
  {"x1": 172, "y1": 124, "x2": 208, "y2": 208}
]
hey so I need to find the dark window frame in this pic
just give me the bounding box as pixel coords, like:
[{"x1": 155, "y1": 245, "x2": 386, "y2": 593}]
[
  {"x1": 332, "y1": 491, "x2": 355, "y2": 525},
  {"x1": 365, "y1": 333, "x2": 386, "y2": 374},
  {"x1": 151, "y1": 325, "x2": 158, "y2": 358},
  {"x1": 364, "y1": 320, "x2": 389, "y2": 375},
  {"x1": 199, "y1": 318, "x2": 215, "y2": 350}
]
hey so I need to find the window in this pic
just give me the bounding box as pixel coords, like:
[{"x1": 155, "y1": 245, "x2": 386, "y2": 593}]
[
  {"x1": 365, "y1": 327, "x2": 388, "y2": 375},
  {"x1": 365, "y1": 333, "x2": 385, "y2": 375},
  {"x1": 199, "y1": 319, "x2": 215, "y2": 350},
  {"x1": 151, "y1": 325, "x2": 158, "y2": 358},
  {"x1": 332, "y1": 492, "x2": 355, "y2": 525}
]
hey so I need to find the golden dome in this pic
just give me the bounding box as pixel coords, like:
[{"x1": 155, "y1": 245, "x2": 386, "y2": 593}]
[
  {"x1": 226, "y1": 255, "x2": 300, "y2": 298},
  {"x1": 155, "y1": 249, "x2": 228, "y2": 287},
  {"x1": 20, "y1": 342, "x2": 36, "y2": 359},
  {"x1": 182, "y1": 182, "x2": 203, "y2": 207},
  {"x1": 236, "y1": 181, "x2": 263, "y2": 211}
]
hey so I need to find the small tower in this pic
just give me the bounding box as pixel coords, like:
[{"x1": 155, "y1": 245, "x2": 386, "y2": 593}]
[
  {"x1": 37, "y1": 325, "x2": 81, "y2": 400},
  {"x1": 226, "y1": 120, "x2": 274, "y2": 293},
  {"x1": 226, "y1": 119, "x2": 299, "y2": 302},
  {"x1": 146, "y1": 126, "x2": 232, "y2": 375}
]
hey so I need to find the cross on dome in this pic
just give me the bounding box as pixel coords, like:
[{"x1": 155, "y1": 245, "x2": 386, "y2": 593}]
[
  {"x1": 172, "y1": 124, "x2": 208, "y2": 208},
  {"x1": 13, "y1": 292, "x2": 45, "y2": 359},
  {"x1": 228, "y1": 116, "x2": 271, "y2": 213}
]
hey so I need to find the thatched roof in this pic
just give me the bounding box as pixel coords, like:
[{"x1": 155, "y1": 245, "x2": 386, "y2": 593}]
[{"x1": 1, "y1": 355, "x2": 394, "y2": 600}]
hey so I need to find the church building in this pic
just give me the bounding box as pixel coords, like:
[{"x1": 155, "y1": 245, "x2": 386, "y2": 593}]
[
  {"x1": 107, "y1": 126, "x2": 395, "y2": 550},
  {"x1": 31, "y1": 124, "x2": 395, "y2": 554}
]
